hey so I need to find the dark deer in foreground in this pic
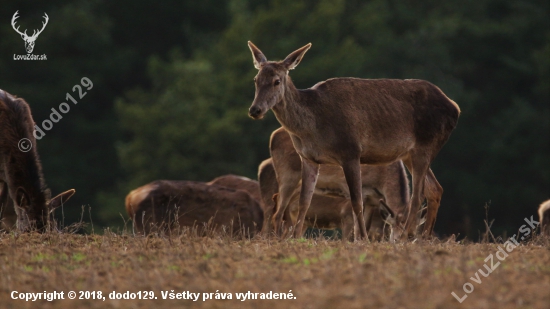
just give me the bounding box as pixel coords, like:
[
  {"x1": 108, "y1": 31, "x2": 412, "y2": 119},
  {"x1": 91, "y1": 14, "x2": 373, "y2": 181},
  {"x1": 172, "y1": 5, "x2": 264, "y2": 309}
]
[
  {"x1": 268, "y1": 127, "x2": 411, "y2": 238},
  {"x1": 125, "y1": 180, "x2": 263, "y2": 235},
  {"x1": 247, "y1": 42, "x2": 460, "y2": 238},
  {"x1": 11, "y1": 11, "x2": 49, "y2": 54},
  {"x1": 0, "y1": 90, "x2": 75, "y2": 231},
  {"x1": 539, "y1": 199, "x2": 550, "y2": 236},
  {"x1": 259, "y1": 158, "x2": 397, "y2": 240}
]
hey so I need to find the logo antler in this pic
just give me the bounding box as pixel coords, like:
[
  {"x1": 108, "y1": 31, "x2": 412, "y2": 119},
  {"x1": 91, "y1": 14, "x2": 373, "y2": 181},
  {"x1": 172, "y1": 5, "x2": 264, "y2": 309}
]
[{"x1": 11, "y1": 11, "x2": 49, "y2": 54}]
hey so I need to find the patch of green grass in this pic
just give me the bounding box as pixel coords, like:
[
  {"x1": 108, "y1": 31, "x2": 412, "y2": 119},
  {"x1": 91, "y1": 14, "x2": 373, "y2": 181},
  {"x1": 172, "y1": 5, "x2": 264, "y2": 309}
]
[{"x1": 72, "y1": 252, "x2": 86, "y2": 262}]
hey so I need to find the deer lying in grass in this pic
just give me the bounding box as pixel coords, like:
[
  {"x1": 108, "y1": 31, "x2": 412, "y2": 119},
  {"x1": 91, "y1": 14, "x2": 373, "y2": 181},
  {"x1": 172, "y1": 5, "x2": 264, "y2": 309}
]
[
  {"x1": 207, "y1": 175, "x2": 261, "y2": 203},
  {"x1": 125, "y1": 180, "x2": 263, "y2": 236},
  {"x1": 0, "y1": 90, "x2": 75, "y2": 231},
  {"x1": 247, "y1": 42, "x2": 459, "y2": 238},
  {"x1": 207, "y1": 174, "x2": 273, "y2": 232},
  {"x1": 539, "y1": 199, "x2": 550, "y2": 236}
]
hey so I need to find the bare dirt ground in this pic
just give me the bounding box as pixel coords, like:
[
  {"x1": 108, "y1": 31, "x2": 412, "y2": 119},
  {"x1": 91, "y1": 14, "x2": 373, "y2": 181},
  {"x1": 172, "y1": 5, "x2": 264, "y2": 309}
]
[{"x1": 0, "y1": 228, "x2": 549, "y2": 309}]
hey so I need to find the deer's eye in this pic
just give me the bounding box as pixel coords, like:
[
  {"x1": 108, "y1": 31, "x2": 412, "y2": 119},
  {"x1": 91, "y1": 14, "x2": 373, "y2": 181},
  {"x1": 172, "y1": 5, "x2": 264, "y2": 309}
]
[{"x1": 274, "y1": 79, "x2": 281, "y2": 86}]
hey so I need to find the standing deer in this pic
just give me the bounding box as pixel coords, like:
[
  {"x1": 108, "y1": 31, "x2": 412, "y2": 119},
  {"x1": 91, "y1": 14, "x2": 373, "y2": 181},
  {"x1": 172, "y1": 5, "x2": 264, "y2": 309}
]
[
  {"x1": 247, "y1": 42, "x2": 460, "y2": 239},
  {"x1": 11, "y1": 11, "x2": 49, "y2": 54},
  {"x1": 0, "y1": 90, "x2": 75, "y2": 231},
  {"x1": 539, "y1": 199, "x2": 550, "y2": 236},
  {"x1": 268, "y1": 127, "x2": 411, "y2": 239}
]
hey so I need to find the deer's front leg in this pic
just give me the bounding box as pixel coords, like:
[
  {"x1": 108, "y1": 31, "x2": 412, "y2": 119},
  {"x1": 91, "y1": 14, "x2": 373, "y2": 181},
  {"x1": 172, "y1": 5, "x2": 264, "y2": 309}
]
[
  {"x1": 342, "y1": 159, "x2": 368, "y2": 240},
  {"x1": 294, "y1": 158, "x2": 319, "y2": 238}
]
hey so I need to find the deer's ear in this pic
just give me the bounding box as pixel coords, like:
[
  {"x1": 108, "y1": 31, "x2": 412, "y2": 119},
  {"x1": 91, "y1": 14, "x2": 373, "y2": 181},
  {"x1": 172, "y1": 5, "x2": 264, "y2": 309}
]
[
  {"x1": 248, "y1": 41, "x2": 267, "y2": 69},
  {"x1": 48, "y1": 189, "x2": 75, "y2": 212},
  {"x1": 283, "y1": 43, "x2": 311, "y2": 70}
]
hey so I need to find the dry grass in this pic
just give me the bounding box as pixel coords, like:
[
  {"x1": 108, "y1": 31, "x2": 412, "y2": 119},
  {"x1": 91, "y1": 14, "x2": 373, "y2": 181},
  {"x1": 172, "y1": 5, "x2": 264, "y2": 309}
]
[{"x1": 0, "y1": 227, "x2": 549, "y2": 309}]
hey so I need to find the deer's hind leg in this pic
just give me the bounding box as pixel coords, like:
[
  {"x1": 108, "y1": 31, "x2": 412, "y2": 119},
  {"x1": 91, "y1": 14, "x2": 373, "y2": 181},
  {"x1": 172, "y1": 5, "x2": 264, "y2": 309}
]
[
  {"x1": 273, "y1": 182, "x2": 299, "y2": 236},
  {"x1": 402, "y1": 153, "x2": 429, "y2": 239},
  {"x1": 293, "y1": 158, "x2": 319, "y2": 238}
]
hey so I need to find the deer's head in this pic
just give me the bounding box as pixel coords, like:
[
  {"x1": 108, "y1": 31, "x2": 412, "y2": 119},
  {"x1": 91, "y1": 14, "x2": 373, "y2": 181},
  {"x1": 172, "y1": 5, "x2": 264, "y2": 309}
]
[
  {"x1": 11, "y1": 11, "x2": 49, "y2": 54},
  {"x1": 14, "y1": 188, "x2": 75, "y2": 231},
  {"x1": 386, "y1": 202, "x2": 428, "y2": 242},
  {"x1": 247, "y1": 41, "x2": 311, "y2": 119}
]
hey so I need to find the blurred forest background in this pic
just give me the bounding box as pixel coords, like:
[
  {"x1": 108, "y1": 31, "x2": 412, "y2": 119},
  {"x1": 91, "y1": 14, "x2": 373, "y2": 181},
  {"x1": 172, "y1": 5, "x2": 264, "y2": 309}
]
[{"x1": 0, "y1": 0, "x2": 548, "y2": 239}]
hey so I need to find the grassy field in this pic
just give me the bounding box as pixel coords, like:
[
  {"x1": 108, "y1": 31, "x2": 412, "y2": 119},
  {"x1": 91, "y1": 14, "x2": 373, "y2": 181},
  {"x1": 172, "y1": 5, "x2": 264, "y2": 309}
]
[{"x1": 1, "y1": 227, "x2": 549, "y2": 309}]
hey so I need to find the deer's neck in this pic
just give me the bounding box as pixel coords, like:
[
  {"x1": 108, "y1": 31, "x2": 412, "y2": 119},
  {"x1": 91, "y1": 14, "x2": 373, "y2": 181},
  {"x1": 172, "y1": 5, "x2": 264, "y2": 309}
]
[
  {"x1": 5, "y1": 150, "x2": 48, "y2": 208},
  {"x1": 272, "y1": 77, "x2": 315, "y2": 137}
]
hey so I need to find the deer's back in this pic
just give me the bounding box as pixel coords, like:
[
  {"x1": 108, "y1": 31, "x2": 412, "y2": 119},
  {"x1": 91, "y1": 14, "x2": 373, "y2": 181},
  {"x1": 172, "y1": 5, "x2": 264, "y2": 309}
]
[
  {"x1": 290, "y1": 78, "x2": 459, "y2": 164},
  {"x1": 207, "y1": 175, "x2": 261, "y2": 203},
  {"x1": 0, "y1": 91, "x2": 34, "y2": 159},
  {"x1": 126, "y1": 180, "x2": 263, "y2": 234}
]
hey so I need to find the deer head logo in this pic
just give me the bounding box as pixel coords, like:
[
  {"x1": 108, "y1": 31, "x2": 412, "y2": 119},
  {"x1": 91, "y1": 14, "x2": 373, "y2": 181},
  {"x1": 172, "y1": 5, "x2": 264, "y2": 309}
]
[{"x1": 11, "y1": 11, "x2": 49, "y2": 54}]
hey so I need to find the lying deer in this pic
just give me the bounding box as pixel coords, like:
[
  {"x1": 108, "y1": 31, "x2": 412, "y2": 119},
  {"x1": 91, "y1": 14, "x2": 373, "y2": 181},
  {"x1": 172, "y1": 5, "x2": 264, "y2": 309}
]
[
  {"x1": 539, "y1": 199, "x2": 550, "y2": 236},
  {"x1": 261, "y1": 157, "x2": 397, "y2": 240},
  {"x1": 207, "y1": 174, "x2": 261, "y2": 202},
  {"x1": 0, "y1": 90, "x2": 75, "y2": 231},
  {"x1": 247, "y1": 42, "x2": 459, "y2": 238},
  {"x1": 207, "y1": 174, "x2": 274, "y2": 232},
  {"x1": 125, "y1": 180, "x2": 263, "y2": 236}
]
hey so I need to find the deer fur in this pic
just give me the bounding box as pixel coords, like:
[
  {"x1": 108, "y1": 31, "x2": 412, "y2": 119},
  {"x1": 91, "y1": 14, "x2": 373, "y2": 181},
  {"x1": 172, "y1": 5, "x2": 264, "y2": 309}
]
[
  {"x1": 207, "y1": 174, "x2": 261, "y2": 203},
  {"x1": 270, "y1": 127, "x2": 439, "y2": 239},
  {"x1": 247, "y1": 42, "x2": 459, "y2": 238},
  {"x1": 258, "y1": 158, "x2": 280, "y2": 232},
  {"x1": 258, "y1": 158, "x2": 397, "y2": 240},
  {"x1": 539, "y1": 199, "x2": 550, "y2": 236},
  {"x1": 125, "y1": 180, "x2": 263, "y2": 236},
  {"x1": 0, "y1": 90, "x2": 75, "y2": 231}
]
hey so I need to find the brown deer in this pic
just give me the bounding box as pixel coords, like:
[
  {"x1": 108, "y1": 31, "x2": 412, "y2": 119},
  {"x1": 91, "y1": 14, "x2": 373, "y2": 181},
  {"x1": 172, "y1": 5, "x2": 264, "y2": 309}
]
[
  {"x1": 247, "y1": 42, "x2": 459, "y2": 239},
  {"x1": 258, "y1": 158, "x2": 399, "y2": 240},
  {"x1": 207, "y1": 174, "x2": 261, "y2": 202},
  {"x1": 258, "y1": 158, "x2": 279, "y2": 232},
  {"x1": 207, "y1": 174, "x2": 272, "y2": 232},
  {"x1": 11, "y1": 11, "x2": 49, "y2": 54},
  {"x1": 0, "y1": 181, "x2": 17, "y2": 230},
  {"x1": 268, "y1": 127, "x2": 410, "y2": 238},
  {"x1": 0, "y1": 90, "x2": 75, "y2": 231},
  {"x1": 539, "y1": 199, "x2": 550, "y2": 236},
  {"x1": 125, "y1": 180, "x2": 263, "y2": 235}
]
